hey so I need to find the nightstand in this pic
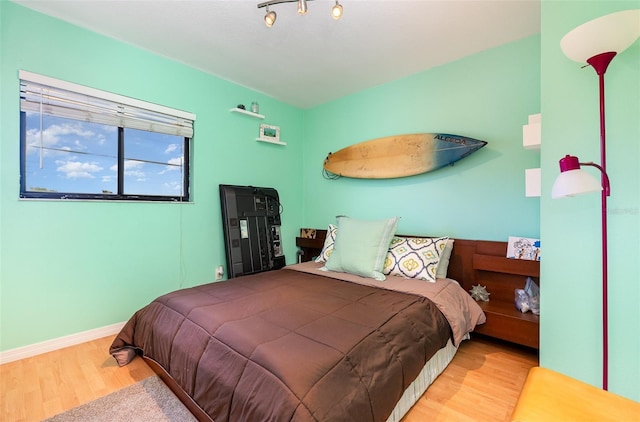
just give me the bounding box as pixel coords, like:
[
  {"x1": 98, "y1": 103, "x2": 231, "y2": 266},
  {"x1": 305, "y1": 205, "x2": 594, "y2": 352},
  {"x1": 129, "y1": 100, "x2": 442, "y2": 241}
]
[{"x1": 295, "y1": 229, "x2": 327, "y2": 262}]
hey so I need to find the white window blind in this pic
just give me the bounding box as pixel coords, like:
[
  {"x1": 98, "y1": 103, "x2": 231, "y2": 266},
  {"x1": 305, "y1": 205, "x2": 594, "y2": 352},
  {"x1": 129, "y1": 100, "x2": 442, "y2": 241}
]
[{"x1": 19, "y1": 70, "x2": 195, "y2": 138}]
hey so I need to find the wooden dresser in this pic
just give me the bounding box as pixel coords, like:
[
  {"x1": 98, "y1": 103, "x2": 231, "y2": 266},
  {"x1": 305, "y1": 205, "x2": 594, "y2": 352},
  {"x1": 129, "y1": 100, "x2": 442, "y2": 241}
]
[{"x1": 447, "y1": 239, "x2": 540, "y2": 349}]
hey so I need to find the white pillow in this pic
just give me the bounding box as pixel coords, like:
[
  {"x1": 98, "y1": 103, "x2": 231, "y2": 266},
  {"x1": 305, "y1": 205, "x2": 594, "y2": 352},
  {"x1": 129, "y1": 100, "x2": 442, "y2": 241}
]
[
  {"x1": 436, "y1": 239, "x2": 455, "y2": 279},
  {"x1": 383, "y1": 236, "x2": 450, "y2": 282}
]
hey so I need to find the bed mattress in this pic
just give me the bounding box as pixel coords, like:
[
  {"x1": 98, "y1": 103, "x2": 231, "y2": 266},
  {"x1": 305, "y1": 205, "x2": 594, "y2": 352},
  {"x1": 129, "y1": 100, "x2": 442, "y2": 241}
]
[{"x1": 111, "y1": 263, "x2": 484, "y2": 421}]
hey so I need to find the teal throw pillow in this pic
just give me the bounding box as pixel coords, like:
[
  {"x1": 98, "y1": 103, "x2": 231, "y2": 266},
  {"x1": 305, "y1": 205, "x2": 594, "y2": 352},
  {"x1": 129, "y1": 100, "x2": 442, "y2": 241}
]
[{"x1": 324, "y1": 216, "x2": 399, "y2": 280}]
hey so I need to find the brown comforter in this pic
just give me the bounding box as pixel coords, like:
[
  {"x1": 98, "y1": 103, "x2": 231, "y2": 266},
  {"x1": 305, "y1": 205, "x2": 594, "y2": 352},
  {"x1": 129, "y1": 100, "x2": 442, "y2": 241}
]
[{"x1": 110, "y1": 266, "x2": 470, "y2": 421}]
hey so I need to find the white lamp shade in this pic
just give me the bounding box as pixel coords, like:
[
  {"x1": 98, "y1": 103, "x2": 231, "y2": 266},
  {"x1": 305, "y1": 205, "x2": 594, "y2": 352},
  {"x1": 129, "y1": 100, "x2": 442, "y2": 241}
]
[
  {"x1": 552, "y1": 169, "x2": 602, "y2": 198},
  {"x1": 561, "y1": 9, "x2": 640, "y2": 63}
]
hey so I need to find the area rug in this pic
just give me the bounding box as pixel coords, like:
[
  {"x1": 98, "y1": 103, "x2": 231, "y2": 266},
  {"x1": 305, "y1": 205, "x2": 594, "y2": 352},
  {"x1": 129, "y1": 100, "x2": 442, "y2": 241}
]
[{"x1": 43, "y1": 375, "x2": 198, "y2": 422}]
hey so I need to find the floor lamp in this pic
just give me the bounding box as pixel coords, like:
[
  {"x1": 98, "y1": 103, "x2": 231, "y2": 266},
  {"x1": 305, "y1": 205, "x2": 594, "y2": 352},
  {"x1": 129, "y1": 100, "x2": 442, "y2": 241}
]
[{"x1": 552, "y1": 9, "x2": 640, "y2": 391}]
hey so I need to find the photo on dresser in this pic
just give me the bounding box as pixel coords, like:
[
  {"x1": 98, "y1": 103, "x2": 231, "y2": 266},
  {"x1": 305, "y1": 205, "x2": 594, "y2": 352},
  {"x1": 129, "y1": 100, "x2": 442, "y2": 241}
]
[{"x1": 506, "y1": 236, "x2": 541, "y2": 261}]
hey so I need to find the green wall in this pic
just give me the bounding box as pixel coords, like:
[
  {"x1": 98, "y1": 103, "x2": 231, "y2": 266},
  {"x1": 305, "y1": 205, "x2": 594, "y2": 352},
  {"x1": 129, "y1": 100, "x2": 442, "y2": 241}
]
[
  {"x1": 540, "y1": 0, "x2": 640, "y2": 400},
  {"x1": 0, "y1": 2, "x2": 304, "y2": 350},
  {"x1": 302, "y1": 36, "x2": 541, "y2": 240}
]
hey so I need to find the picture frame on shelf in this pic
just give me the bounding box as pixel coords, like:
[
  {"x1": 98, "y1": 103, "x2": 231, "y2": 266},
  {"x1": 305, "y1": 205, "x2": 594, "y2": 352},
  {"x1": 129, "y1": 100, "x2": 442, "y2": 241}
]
[
  {"x1": 506, "y1": 236, "x2": 541, "y2": 261},
  {"x1": 300, "y1": 228, "x2": 317, "y2": 239},
  {"x1": 259, "y1": 124, "x2": 280, "y2": 142}
]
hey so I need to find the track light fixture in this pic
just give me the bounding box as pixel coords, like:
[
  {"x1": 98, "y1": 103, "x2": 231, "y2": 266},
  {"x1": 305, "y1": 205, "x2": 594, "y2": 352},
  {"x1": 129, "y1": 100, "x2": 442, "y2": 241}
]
[
  {"x1": 331, "y1": 0, "x2": 343, "y2": 20},
  {"x1": 257, "y1": 0, "x2": 343, "y2": 27},
  {"x1": 264, "y1": 6, "x2": 277, "y2": 27},
  {"x1": 297, "y1": 0, "x2": 308, "y2": 15}
]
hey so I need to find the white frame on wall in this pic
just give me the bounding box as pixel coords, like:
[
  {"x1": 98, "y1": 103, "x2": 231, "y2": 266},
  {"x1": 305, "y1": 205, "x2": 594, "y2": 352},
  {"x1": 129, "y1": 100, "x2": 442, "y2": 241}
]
[{"x1": 258, "y1": 123, "x2": 280, "y2": 142}]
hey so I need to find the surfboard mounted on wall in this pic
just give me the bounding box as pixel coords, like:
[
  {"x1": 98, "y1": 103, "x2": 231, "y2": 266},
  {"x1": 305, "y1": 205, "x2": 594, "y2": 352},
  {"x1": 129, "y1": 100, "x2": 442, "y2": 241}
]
[{"x1": 323, "y1": 133, "x2": 487, "y2": 179}]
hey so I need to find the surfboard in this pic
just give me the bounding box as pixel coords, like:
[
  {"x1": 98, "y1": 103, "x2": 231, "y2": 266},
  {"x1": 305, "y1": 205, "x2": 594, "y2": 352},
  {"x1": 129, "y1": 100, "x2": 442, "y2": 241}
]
[{"x1": 323, "y1": 133, "x2": 487, "y2": 179}]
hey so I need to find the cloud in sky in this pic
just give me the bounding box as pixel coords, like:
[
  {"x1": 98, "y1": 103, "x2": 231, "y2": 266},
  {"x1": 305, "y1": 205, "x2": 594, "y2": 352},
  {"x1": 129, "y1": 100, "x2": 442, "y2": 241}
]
[
  {"x1": 158, "y1": 155, "x2": 183, "y2": 174},
  {"x1": 110, "y1": 160, "x2": 148, "y2": 181},
  {"x1": 164, "y1": 180, "x2": 183, "y2": 193},
  {"x1": 56, "y1": 160, "x2": 103, "y2": 179},
  {"x1": 167, "y1": 156, "x2": 183, "y2": 169},
  {"x1": 26, "y1": 122, "x2": 104, "y2": 155}
]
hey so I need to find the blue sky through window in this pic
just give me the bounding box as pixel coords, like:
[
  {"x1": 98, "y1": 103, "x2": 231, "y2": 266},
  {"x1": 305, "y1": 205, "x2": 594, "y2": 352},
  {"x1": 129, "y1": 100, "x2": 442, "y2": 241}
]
[{"x1": 24, "y1": 113, "x2": 185, "y2": 196}]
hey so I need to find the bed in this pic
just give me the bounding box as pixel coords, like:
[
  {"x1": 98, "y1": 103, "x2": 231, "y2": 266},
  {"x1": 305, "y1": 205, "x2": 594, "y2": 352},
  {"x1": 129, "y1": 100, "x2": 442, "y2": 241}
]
[{"x1": 110, "y1": 219, "x2": 486, "y2": 422}]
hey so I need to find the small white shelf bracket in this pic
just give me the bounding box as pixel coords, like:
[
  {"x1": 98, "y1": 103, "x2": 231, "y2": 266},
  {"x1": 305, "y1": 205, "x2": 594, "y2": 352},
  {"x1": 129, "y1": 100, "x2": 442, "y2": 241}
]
[
  {"x1": 256, "y1": 138, "x2": 286, "y2": 146},
  {"x1": 229, "y1": 107, "x2": 265, "y2": 119}
]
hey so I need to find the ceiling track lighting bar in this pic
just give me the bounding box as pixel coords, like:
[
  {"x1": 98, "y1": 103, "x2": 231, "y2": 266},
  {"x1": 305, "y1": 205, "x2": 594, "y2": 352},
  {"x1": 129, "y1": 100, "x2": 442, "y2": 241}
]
[
  {"x1": 258, "y1": 0, "x2": 343, "y2": 27},
  {"x1": 257, "y1": 0, "x2": 311, "y2": 9}
]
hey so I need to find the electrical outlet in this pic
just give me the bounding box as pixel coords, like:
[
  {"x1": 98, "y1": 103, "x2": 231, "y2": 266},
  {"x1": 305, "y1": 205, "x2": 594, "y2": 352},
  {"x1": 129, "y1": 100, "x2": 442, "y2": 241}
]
[{"x1": 215, "y1": 265, "x2": 224, "y2": 281}]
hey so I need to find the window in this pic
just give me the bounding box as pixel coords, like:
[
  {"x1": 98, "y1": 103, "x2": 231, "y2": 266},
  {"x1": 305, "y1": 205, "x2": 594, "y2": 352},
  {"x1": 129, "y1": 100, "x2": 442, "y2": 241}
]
[{"x1": 19, "y1": 71, "x2": 196, "y2": 201}]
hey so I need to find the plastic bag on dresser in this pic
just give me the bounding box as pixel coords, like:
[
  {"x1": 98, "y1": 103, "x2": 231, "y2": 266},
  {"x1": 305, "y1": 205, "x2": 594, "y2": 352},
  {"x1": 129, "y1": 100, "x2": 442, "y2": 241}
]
[
  {"x1": 514, "y1": 277, "x2": 540, "y2": 314},
  {"x1": 525, "y1": 276, "x2": 540, "y2": 315},
  {"x1": 515, "y1": 289, "x2": 530, "y2": 312}
]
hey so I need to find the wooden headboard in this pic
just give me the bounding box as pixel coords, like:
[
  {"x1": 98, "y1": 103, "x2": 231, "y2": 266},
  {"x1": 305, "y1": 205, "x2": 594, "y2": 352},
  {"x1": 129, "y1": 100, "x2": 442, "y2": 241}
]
[{"x1": 295, "y1": 231, "x2": 541, "y2": 349}]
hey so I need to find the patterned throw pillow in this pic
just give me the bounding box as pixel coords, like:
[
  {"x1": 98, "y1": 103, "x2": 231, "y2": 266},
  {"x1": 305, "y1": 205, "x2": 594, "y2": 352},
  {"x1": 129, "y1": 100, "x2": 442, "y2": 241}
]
[
  {"x1": 314, "y1": 224, "x2": 338, "y2": 263},
  {"x1": 383, "y1": 236, "x2": 450, "y2": 282}
]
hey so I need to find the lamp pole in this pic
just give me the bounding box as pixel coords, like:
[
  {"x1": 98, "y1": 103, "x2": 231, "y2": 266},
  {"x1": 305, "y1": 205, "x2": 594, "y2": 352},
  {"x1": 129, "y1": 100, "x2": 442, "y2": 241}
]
[
  {"x1": 585, "y1": 51, "x2": 615, "y2": 391},
  {"x1": 559, "y1": 9, "x2": 640, "y2": 392}
]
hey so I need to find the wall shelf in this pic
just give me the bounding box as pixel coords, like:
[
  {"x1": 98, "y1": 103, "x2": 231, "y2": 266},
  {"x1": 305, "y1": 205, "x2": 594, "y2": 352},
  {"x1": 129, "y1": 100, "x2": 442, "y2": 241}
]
[
  {"x1": 229, "y1": 107, "x2": 265, "y2": 119},
  {"x1": 523, "y1": 113, "x2": 541, "y2": 149},
  {"x1": 473, "y1": 254, "x2": 540, "y2": 277},
  {"x1": 256, "y1": 138, "x2": 286, "y2": 146},
  {"x1": 523, "y1": 113, "x2": 541, "y2": 198}
]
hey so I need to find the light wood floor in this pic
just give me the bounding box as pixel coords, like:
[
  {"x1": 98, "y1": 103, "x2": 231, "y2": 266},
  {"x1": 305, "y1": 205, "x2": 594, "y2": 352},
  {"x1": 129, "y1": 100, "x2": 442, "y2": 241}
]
[
  {"x1": 403, "y1": 336, "x2": 538, "y2": 421},
  {"x1": 0, "y1": 334, "x2": 537, "y2": 422}
]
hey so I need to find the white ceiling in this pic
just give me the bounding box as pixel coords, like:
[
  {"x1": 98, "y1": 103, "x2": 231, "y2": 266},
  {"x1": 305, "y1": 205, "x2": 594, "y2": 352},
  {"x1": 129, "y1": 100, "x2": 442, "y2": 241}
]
[{"x1": 13, "y1": 0, "x2": 541, "y2": 109}]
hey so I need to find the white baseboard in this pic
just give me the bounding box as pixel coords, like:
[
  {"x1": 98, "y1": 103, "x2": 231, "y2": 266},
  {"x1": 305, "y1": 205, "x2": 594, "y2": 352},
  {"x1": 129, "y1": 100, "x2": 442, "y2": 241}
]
[{"x1": 0, "y1": 321, "x2": 126, "y2": 365}]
